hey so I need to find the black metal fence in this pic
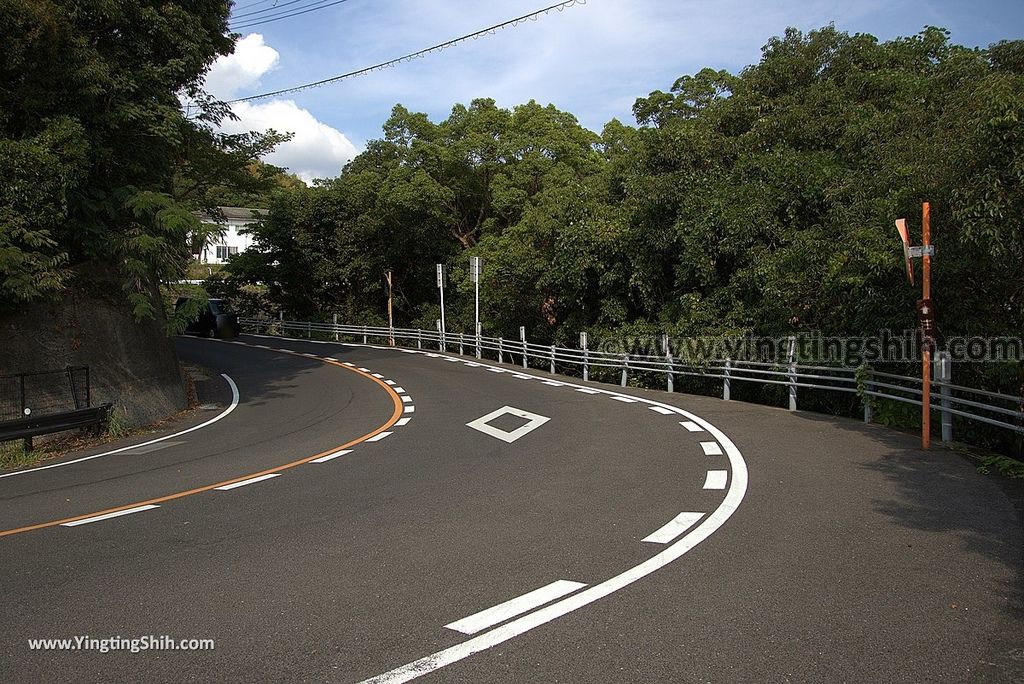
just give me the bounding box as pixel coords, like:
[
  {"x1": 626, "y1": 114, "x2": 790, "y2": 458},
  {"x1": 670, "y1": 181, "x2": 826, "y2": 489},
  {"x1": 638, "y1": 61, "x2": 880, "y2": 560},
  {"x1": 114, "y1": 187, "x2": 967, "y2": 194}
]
[{"x1": 0, "y1": 367, "x2": 91, "y2": 423}]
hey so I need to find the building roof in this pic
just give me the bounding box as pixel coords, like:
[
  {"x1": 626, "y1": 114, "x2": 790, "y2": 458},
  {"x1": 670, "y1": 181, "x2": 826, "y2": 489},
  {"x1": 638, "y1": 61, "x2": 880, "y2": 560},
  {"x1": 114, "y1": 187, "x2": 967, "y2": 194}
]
[{"x1": 196, "y1": 206, "x2": 267, "y2": 223}]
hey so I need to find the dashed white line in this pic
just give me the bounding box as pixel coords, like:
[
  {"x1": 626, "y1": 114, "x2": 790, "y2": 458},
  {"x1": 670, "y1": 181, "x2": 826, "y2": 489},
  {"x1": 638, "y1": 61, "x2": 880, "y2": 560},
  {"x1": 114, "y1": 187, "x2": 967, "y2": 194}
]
[
  {"x1": 358, "y1": 367, "x2": 371, "y2": 372},
  {"x1": 648, "y1": 406, "x2": 674, "y2": 415},
  {"x1": 396, "y1": 417, "x2": 412, "y2": 426},
  {"x1": 372, "y1": 373, "x2": 384, "y2": 378},
  {"x1": 641, "y1": 512, "x2": 704, "y2": 544},
  {"x1": 215, "y1": 473, "x2": 281, "y2": 491},
  {"x1": 366, "y1": 431, "x2": 393, "y2": 442},
  {"x1": 311, "y1": 449, "x2": 353, "y2": 463},
  {"x1": 700, "y1": 442, "x2": 723, "y2": 456},
  {"x1": 401, "y1": 396, "x2": 412, "y2": 403},
  {"x1": 610, "y1": 396, "x2": 637, "y2": 403},
  {"x1": 393, "y1": 386, "x2": 406, "y2": 393},
  {"x1": 575, "y1": 388, "x2": 600, "y2": 394},
  {"x1": 487, "y1": 368, "x2": 505, "y2": 373},
  {"x1": 444, "y1": 580, "x2": 586, "y2": 635},
  {"x1": 703, "y1": 470, "x2": 728, "y2": 489},
  {"x1": 61, "y1": 505, "x2": 161, "y2": 527},
  {"x1": 542, "y1": 381, "x2": 564, "y2": 387},
  {"x1": 385, "y1": 380, "x2": 396, "y2": 385},
  {"x1": 343, "y1": 362, "x2": 355, "y2": 367},
  {"x1": 679, "y1": 421, "x2": 703, "y2": 432}
]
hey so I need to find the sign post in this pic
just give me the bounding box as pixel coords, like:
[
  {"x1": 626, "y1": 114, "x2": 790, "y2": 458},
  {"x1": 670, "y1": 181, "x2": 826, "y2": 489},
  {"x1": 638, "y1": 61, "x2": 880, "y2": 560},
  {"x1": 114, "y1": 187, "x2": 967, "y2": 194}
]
[
  {"x1": 436, "y1": 264, "x2": 447, "y2": 352},
  {"x1": 470, "y1": 256, "x2": 482, "y2": 359}
]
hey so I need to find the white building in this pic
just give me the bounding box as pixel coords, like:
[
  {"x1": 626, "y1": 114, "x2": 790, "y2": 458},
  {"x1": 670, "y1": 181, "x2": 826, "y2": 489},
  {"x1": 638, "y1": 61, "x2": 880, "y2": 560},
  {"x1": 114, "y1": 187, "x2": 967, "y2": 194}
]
[{"x1": 194, "y1": 206, "x2": 266, "y2": 264}]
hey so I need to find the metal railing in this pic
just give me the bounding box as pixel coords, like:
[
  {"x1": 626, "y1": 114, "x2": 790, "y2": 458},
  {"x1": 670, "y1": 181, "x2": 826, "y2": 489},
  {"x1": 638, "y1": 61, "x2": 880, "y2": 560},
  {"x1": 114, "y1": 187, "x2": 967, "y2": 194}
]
[
  {"x1": 0, "y1": 366, "x2": 111, "y2": 449},
  {"x1": 242, "y1": 318, "x2": 1024, "y2": 442}
]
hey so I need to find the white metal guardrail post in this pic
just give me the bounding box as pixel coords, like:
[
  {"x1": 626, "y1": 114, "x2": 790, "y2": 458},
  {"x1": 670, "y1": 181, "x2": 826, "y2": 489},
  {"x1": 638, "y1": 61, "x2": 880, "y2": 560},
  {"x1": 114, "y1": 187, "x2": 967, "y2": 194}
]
[
  {"x1": 459, "y1": 333, "x2": 464, "y2": 356},
  {"x1": 362, "y1": 326, "x2": 368, "y2": 344},
  {"x1": 864, "y1": 367, "x2": 874, "y2": 424},
  {"x1": 498, "y1": 337, "x2": 504, "y2": 364},
  {"x1": 787, "y1": 336, "x2": 798, "y2": 411},
  {"x1": 724, "y1": 358, "x2": 732, "y2": 401},
  {"x1": 306, "y1": 320, "x2": 312, "y2": 338},
  {"x1": 520, "y1": 327, "x2": 527, "y2": 368},
  {"x1": 580, "y1": 332, "x2": 589, "y2": 382},
  {"x1": 417, "y1": 329, "x2": 422, "y2": 349},
  {"x1": 664, "y1": 334, "x2": 674, "y2": 393},
  {"x1": 549, "y1": 345, "x2": 555, "y2": 373},
  {"x1": 937, "y1": 351, "x2": 953, "y2": 443},
  {"x1": 621, "y1": 355, "x2": 629, "y2": 387}
]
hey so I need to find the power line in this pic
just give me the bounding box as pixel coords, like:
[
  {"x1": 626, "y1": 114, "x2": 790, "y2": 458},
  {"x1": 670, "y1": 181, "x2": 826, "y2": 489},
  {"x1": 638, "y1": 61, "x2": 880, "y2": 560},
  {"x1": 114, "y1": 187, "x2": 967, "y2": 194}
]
[
  {"x1": 231, "y1": 0, "x2": 316, "y2": 20},
  {"x1": 228, "y1": 0, "x2": 586, "y2": 103},
  {"x1": 230, "y1": 0, "x2": 352, "y2": 30}
]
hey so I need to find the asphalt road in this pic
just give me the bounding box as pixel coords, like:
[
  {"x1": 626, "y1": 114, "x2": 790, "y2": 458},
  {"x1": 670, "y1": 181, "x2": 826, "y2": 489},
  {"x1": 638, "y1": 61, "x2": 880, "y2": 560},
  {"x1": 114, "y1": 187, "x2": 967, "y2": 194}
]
[{"x1": 1, "y1": 334, "x2": 1021, "y2": 683}]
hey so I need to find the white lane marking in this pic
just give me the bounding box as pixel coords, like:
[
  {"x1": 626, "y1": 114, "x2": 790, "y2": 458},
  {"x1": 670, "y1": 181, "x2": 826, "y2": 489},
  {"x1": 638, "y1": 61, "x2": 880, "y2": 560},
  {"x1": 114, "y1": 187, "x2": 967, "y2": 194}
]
[
  {"x1": 311, "y1": 449, "x2": 353, "y2": 463},
  {"x1": 512, "y1": 374, "x2": 533, "y2": 380},
  {"x1": 366, "y1": 431, "x2": 393, "y2": 442},
  {"x1": 396, "y1": 417, "x2": 412, "y2": 426},
  {"x1": 575, "y1": 388, "x2": 600, "y2": 394},
  {"x1": 426, "y1": 353, "x2": 440, "y2": 358},
  {"x1": 401, "y1": 395, "x2": 413, "y2": 403},
  {"x1": 360, "y1": 406, "x2": 747, "y2": 684},
  {"x1": 385, "y1": 380, "x2": 396, "y2": 385},
  {"x1": 444, "y1": 580, "x2": 587, "y2": 635},
  {"x1": 393, "y1": 386, "x2": 406, "y2": 393},
  {"x1": 641, "y1": 512, "x2": 704, "y2": 544},
  {"x1": 358, "y1": 367, "x2": 371, "y2": 372},
  {"x1": 466, "y1": 406, "x2": 550, "y2": 444},
  {"x1": 0, "y1": 374, "x2": 241, "y2": 480},
  {"x1": 301, "y1": 352, "x2": 317, "y2": 358},
  {"x1": 680, "y1": 421, "x2": 703, "y2": 432},
  {"x1": 463, "y1": 362, "x2": 481, "y2": 367},
  {"x1": 700, "y1": 442, "x2": 723, "y2": 456},
  {"x1": 403, "y1": 406, "x2": 415, "y2": 414},
  {"x1": 703, "y1": 470, "x2": 728, "y2": 489},
  {"x1": 542, "y1": 381, "x2": 564, "y2": 387},
  {"x1": 648, "y1": 406, "x2": 674, "y2": 415},
  {"x1": 610, "y1": 396, "x2": 637, "y2": 403},
  {"x1": 444, "y1": 357, "x2": 460, "y2": 362},
  {"x1": 61, "y1": 504, "x2": 160, "y2": 527},
  {"x1": 215, "y1": 473, "x2": 281, "y2": 491},
  {"x1": 372, "y1": 373, "x2": 384, "y2": 378},
  {"x1": 487, "y1": 368, "x2": 505, "y2": 373},
  {"x1": 343, "y1": 362, "x2": 356, "y2": 367}
]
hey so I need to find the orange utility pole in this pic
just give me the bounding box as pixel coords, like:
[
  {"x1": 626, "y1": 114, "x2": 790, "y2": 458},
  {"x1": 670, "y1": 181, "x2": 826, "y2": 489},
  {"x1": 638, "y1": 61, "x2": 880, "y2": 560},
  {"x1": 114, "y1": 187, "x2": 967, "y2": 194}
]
[
  {"x1": 895, "y1": 202, "x2": 937, "y2": 450},
  {"x1": 921, "y1": 203, "x2": 932, "y2": 450},
  {"x1": 385, "y1": 270, "x2": 394, "y2": 347}
]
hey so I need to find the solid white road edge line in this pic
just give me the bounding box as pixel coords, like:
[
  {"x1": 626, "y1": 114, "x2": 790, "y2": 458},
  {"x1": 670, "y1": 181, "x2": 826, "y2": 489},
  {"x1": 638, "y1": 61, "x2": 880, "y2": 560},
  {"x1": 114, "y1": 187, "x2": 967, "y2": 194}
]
[
  {"x1": 0, "y1": 374, "x2": 241, "y2": 480},
  {"x1": 215, "y1": 473, "x2": 280, "y2": 491},
  {"x1": 641, "y1": 512, "x2": 704, "y2": 544},
  {"x1": 444, "y1": 580, "x2": 587, "y2": 635},
  {"x1": 359, "y1": 403, "x2": 748, "y2": 684},
  {"x1": 61, "y1": 504, "x2": 160, "y2": 527}
]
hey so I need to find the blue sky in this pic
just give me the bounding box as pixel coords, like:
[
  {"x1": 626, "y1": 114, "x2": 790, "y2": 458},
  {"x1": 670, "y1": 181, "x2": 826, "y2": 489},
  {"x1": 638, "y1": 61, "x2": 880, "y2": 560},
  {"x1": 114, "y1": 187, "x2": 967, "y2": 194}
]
[{"x1": 204, "y1": 0, "x2": 1024, "y2": 181}]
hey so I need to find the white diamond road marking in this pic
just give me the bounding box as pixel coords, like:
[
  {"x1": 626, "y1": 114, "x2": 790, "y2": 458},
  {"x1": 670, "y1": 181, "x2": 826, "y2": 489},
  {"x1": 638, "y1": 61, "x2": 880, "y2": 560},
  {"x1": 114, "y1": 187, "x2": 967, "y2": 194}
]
[{"x1": 466, "y1": 406, "x2": 551, "y2": 444}]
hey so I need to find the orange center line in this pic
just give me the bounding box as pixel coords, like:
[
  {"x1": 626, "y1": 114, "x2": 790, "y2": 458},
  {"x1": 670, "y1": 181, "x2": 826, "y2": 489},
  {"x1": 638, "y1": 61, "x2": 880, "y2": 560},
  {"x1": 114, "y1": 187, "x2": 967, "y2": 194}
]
[{"x1": 0, "y1": 343, "x2": 404, "y2": 538}]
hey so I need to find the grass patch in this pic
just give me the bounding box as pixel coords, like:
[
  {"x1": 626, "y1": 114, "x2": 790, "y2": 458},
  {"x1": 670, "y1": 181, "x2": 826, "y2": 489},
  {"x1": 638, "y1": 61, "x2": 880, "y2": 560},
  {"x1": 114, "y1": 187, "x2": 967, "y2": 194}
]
[
  {"x1": 0, "y1": 441, "x2": 44, "y2": 470},
  {"x1": 977, "y1": 454, "x2": 1024, "y2": 479}
]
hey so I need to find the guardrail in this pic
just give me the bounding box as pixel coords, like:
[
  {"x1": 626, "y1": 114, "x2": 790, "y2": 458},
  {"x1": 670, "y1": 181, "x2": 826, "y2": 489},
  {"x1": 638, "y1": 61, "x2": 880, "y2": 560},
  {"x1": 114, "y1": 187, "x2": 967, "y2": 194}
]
[
  {"x1": 242, "y1": 318, "x2": 1024, "y2": 442},
  {"x1": 0, "y1": 366, "x2": 110, "y2": 450}
]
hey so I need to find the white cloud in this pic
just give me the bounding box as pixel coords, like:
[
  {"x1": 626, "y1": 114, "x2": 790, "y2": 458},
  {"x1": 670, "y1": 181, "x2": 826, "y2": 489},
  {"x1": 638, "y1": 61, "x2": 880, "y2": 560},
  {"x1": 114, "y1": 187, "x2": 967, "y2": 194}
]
[
  {"x1": 204, "y1": 33, "x2": 280, "y2": 99},
  {"x1": 220, "y1": 100, "x2": 359, "y2": 183},
  {"x1": 203, "y1": 34, "x2": 360, "y2": 183}
]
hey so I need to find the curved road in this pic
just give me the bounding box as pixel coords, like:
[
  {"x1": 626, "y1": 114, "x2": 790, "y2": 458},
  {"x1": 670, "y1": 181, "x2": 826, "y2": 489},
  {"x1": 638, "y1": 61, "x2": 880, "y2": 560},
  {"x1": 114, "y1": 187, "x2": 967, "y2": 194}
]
[{"x1": 1, "y1": 335, "x2": 1021, "y2": 683}]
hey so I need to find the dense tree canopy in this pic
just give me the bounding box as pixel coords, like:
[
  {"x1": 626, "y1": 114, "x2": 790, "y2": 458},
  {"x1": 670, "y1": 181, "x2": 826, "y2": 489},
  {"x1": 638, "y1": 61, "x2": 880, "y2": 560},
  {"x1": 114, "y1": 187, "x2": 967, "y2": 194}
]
[
  {"x1": 227, "y1": 26, "x2": 1022, "y2": 365},
  {"x1": 0, "y1": 0, "x2": 284, "y2": 319}
]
